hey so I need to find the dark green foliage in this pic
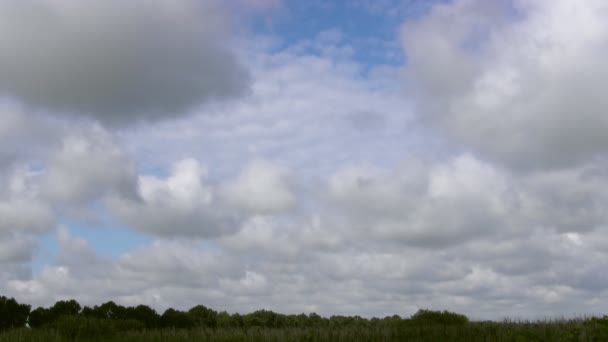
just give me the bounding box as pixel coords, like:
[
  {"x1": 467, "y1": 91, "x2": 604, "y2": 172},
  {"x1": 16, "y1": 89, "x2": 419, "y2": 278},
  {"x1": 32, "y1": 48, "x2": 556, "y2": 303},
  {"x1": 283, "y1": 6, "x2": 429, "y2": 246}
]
[
  {"x1": 27, "y1": 299, "x2": 83, "y2": 329},
  {"x1": 160, "y1": 308, "x2": 194, "y2": 329},
  {"x1": 53, "y1": 316, "x2": 113, "y2": 339},
  {"x1": 188, "y1": 305, "x2": 218, "y2": 328},
  {"x1": 129, "y1": 305, "x2": 160, "y2": 329},
  {"x1": 81, "y1": 301, "x2": 160, "y2": 329},
  {"x1": 49, "y1": 299, "x2": 81, "y2": 318},
  {"x1": 410, "y1": 309, "x2": 470, "y2": 325},
  {"x1": 52, "y1": 315, "x2": 145, "y2": 339},
  {"x1": 0, "y1": 296, "x2": 30, "y2": 331},
  {"x1": 243, "y1": 309, "x2": 285, "y2": 328},
  {"x1": 28, "y1": 307, "x2": 49, "y2": 328},
  {"x1": 216, "y1": 311, "x2": 248, "y2": 328},
  {"x1": 84, "y1": 301, "x2": 121, "y2": 319}
]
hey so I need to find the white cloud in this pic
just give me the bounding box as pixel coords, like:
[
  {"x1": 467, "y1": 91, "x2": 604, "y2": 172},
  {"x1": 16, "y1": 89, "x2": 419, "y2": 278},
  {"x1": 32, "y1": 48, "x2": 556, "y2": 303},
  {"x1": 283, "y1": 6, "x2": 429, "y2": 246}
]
[
  {"x1": 220, "y1": 160, "x2": 295, "y2": 214},
  {"x1": 401, "y1": 0, "x2": 608, "y2": 169},
  {"x1": 0, "y1": 165, "x2": 55, "y2": 235},
  {"x1": 107, "y1": 159, "x2": 240, "y2": 238},
  {"x1": 326, "y1": 155, "x2": 516, "y2": 246}
]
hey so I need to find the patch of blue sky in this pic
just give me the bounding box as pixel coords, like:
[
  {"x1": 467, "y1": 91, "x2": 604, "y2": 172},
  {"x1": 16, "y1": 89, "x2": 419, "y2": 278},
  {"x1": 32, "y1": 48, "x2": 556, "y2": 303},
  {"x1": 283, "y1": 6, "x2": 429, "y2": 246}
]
[
  {"x1": 64, "y1": 220, "x2": 152, "y2": 258},
  {"x1": 32, "y1": 207, "x2": 153, "y2": 274},
  {"x1": 31, "y1": 230, "x2": 58, "y2": 274},
  {"x1": 253, "y1": 0, "x2": 449, "y2": 68}
]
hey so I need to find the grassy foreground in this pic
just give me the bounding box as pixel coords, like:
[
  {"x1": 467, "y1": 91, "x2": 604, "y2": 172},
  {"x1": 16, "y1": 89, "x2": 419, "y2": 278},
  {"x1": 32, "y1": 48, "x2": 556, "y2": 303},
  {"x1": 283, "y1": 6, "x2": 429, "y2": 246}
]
[{"x1": 3, "y1": 319, "x2": 608, "y2": 342}]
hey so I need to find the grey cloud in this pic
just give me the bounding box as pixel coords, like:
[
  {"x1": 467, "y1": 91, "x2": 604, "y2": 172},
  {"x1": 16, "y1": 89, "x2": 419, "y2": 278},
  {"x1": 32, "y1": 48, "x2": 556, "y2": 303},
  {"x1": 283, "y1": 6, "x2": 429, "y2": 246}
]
[
  {"x1": 346, "y1": 111, "x2": 386, "y2": 132},
  {"x1": 220, "y1": 215, "x2": 344, "y2": 261},
  {"x1": 401, "y1": 0, "x2": 608, "y2": 169},
  {"x1": 42, "y1": 128, "x2": 138, "y2": 204},
  {"x1": 577, "y1": 264, "x2": 608, "y2": 292},
  {"x1": 0, "y1": 235, "x2": 37, "y2": 264},
  {"x1": 0, "y1": 102, "x2": 66, "y2": 168},
  {"x1": 519, "y1": 164, "x2": 608, "y2": 232},
  {"x1": 0, "y1": 235, "x2": 37, "y2": 293},
  {"x1": 0, "y1": 200, "x2": 55, "y2": 235},
  {"x1": 0, "y1": 0, "x2": 249, "y2": 126},
  {"x1": 0, "y1": 165, "x2": 55, "y2": 235}
]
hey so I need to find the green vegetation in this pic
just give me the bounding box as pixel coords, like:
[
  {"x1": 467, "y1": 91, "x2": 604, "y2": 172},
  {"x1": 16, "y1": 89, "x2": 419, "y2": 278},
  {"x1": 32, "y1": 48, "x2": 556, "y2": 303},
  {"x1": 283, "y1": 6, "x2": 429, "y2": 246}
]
[{"x1": 2, "y1": 295, "x2": 608, "y2": 341}]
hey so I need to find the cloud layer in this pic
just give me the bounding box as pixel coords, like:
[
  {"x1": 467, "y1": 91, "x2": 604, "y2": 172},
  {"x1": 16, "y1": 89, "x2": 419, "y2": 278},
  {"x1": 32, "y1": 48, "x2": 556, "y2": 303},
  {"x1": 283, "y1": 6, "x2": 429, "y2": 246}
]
[{"x1": 2, "y1": 0, "x2": 608, "y2": 321}]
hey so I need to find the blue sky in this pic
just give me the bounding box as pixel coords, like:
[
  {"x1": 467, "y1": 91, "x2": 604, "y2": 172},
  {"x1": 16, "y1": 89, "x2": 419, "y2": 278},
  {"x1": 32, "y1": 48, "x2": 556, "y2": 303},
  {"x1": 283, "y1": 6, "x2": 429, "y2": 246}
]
[{"x1": 3, "y1": 0, "x2": 608, "y2": 320}]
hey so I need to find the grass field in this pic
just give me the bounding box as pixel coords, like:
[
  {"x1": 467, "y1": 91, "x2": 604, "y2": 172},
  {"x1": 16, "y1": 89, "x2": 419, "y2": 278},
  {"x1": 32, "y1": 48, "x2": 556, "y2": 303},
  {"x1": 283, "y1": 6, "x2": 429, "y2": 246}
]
[{"x1": 2, "y1": 318, "x2": 608, "y2": 342}]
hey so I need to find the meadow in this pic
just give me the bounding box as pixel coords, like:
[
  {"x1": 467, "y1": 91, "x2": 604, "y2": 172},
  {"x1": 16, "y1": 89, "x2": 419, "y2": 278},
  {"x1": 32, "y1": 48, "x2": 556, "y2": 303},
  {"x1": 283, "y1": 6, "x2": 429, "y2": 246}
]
[{"x1": 3, "y1": 319, "x2": 608, "y2": 341}]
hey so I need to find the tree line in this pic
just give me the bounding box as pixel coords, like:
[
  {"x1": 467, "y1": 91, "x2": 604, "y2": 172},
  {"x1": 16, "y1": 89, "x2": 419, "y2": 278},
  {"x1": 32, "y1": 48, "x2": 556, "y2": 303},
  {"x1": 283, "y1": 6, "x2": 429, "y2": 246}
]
[{"x1": 0, "y1": 295, "x2": 469, "y2": 333}]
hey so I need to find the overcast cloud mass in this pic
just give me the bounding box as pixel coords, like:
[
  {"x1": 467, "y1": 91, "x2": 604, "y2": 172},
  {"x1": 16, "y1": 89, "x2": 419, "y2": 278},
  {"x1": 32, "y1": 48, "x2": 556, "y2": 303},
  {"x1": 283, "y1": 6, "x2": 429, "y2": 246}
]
[{"x1": 1, "y1": 0, "x2": 608, "y2": 320}]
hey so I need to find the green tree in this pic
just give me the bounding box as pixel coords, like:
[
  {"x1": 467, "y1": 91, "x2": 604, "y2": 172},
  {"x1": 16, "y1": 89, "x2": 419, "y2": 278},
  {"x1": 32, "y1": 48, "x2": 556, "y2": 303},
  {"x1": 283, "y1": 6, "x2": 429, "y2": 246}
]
[
  {"x1": 127, "y1": 305, "x2": 160, "y2": 329},
  {"x1": 28, "y1": 307, "x2": 50, "y2": 328},
  {"x1": 89, "y1": 301, "x2": 123, "y2": 319},
  {"x1": 410, "y1": 309, "x2": 469, "y2": 325},
  {"x1": 160, "y1": 308, "x2": 194, "y2": 329},
  {"x1": 188, "y1": 305, "x2": 218, "y2": 328},
  {"x1": 0, "y1": 296, "x2": 30, "y2": 330},
  {"x1": 49, "y1": 299, "x2": 81, "y2": 318}
]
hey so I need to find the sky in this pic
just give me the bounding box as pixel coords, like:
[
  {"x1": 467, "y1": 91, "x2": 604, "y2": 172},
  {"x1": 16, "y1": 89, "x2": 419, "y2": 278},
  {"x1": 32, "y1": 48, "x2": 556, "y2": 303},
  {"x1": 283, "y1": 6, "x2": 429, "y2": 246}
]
[{"x1": 1, "y1": 0, "x2": 608, "y2": 321}]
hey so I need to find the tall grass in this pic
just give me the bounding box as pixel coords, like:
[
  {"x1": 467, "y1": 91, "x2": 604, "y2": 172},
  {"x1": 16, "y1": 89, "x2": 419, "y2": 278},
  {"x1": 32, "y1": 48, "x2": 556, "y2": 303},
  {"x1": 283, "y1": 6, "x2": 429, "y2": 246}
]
[{"x1": 3, "y1": 318, "x2": 608, "y2": 342}]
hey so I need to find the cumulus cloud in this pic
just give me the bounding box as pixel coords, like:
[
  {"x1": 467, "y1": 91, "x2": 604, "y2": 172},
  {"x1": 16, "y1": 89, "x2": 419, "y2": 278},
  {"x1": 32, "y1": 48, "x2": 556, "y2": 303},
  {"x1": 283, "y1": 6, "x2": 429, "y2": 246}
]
[
  {"x1": 325, "y1": 155, "x2": 517, "y2": 246},
  {"x1": 0, "y1": 235, "x2": 37, "y2": 265},
  {"x1": 0, "y1": 165, "x2": 55, "y2": 235},
  {"x1": 107, "y1": 159, "x2": 240, "y2": 238},
  {"x1": 401, "y1": 0, "x2": 608, "y2": 169},
  {"x1": 326, "y1": 154, "x2": 608, "y2": 247},
  {"x1": 0, "y1": 0, "x2": 249, "y2": 125},
  {"x1": 42, "y1": 127, "x2": 138, "y2": 204},
  {"x1": 5, "y1": 213, "x2": 608, "y2": 319},
  {"x1": 0, "y1": 235, "x2": 36, "y2": 287},
  {"x1": 220, "y1": 215, "x2": 342, "y2": 260},
  {"x1": 0, "y1": 200, "x2": 55, "y2": 235},
  {"x1": 220, "y1": 160, "x2": 295, "y2": 214}
]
